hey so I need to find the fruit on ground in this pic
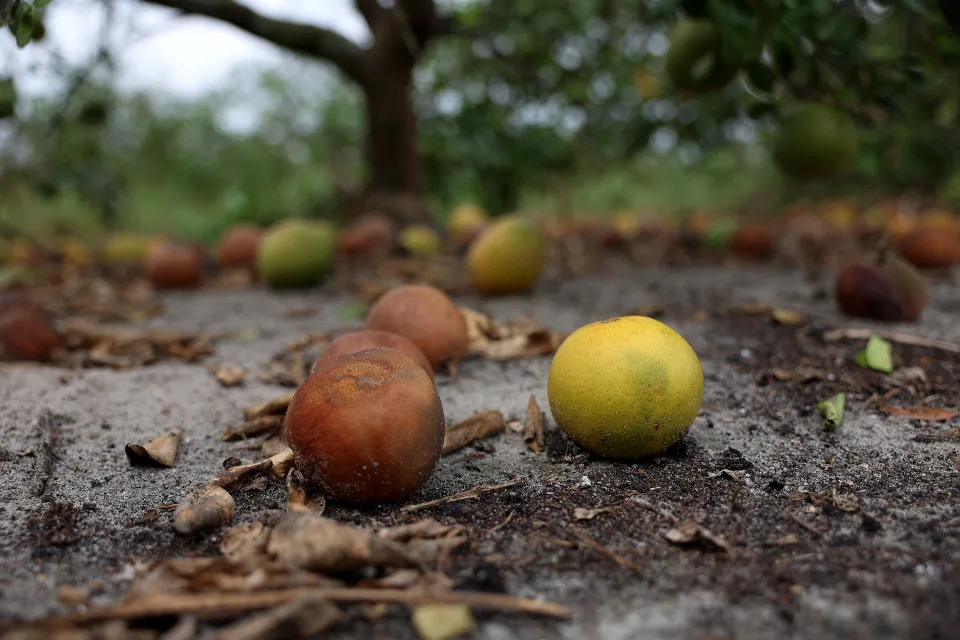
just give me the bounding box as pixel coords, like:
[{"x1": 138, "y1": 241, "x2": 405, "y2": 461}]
[
  {"x1": 835, "y1": 252, "x2": 927, "y2": 322},
  {"x1": 665, "y1": 20, "x2": 738, "y2": 93},
  {"x1": 398, "y1": 225, "x2": 441, "y2": 257},
  {"x1": 145, "y1": 241, "x2": 202, "y2": 289},
  {"x1": 773, "y1": 103, "x2": 858, "y2": 180},
  {"x1": 0, "y1": 306, "x2": 59, "y2": 361},
  {"x1": 898, "y1": 228, "x2": 960, "y2": 269},
  {"x1": 285, "y1": 347, "x2": 444, "y2": 502},
  {"x1": 313, "y1": 329, "x2": 434, "y2": 380},
  {"x1": 57, "y1": 237, "x2": 91, "y2": 267},
  {"x1": 216, "y1": 225, "x2": 262, "y2": 269},
  {"x1": 99, "y1": 233, "x2": 156, "y2": 266},
  {"x1": 466, "y1": 216, "x2": 545, "y2": 295},
  {"x1": 365, "y1": 284, "x2": 468, "y2": 370},
  {"x1": 548, "y1": 316, "x2": 704, "y2": 459},
  {"x1": 700, "y1": 219, "x2": 738, "y2": 252},
  {"x1": 257, "y1": 219, "x2": 336, "y2": 288},
  {"x1": 337, "y1": 214, "x2": 394, "y2": 255},
  {"x1": 728, "y1": 223, "x2": 776, "y2": 259},
  {"x1": 447, "y1": 204, "x2": 488, "y2": 243}
]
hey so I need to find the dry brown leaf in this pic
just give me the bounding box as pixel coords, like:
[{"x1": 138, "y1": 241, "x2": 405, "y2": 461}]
[
  {"x1": 411, "y1": 603, "x2": 476, "y2": 640},
  {"x1": 879, "y1": 406, "x2": 958, "y2": 422},
  {"x1": 220, "y1": 521, "x2": 271, "y2": 561},
  {"x1": 266, "y1": 512, "x2": 418, "y2": 573},
  {"x1": 573, "y1": 507, "x2": 614, "y2": 521},
  {"x1": 791, "y1": 489, "x2": 860, "y2": 513},
  {"x1": 260, "y1": 433, "x2": 288, "y2": 458},
  {"x1": 244, "y1": 393, "x2": 295, "y2": 421},
  {"x1": 221, "y1": 415, "x2": 284, "y2": 442},
  {"x1": 125, "y1": 429, "x2": 182, "y2": 468},
  {"x1": 771, "y1": 308, "x2": 804, "y2": 326},
  {"x1": 442, "y1": 410, "x2": 506, "y2": 455},
  {"x1": 286, "y1": 470, "x2": 325, "y2": 514},
  {"x1": 378, "y1": 519, "x2": 469, "y2": 567},
  {"x1": 268, "y1": 448, "x2": 294, "y2": 478},
  {"x1": 258, "y1": 352, "x2": 308, "y2": 388},
  {"x1": 214, "y1": 595, "x2": 340, "y2": 640},
  {"x1": 664, "y1": 520, "x2": 730, "y2": 552},
  {"x1": 764, "y1": 534, "x2": 800, "y2": 547},
  {"x1": 174, "y1": 485, "x2": 235, "y2": 536},
  {"x1": 523, "y1": 396, "x2": 545, "y2": 453},
  {"x1": 211, "y1": 364, "x2": 246, "y2": 388},
  {"x1": 57, "y1": 320, "x2": 214, "y2": 369},
  {"x1": 460, "y1": 307, "x2": 565, "y2": 361}
]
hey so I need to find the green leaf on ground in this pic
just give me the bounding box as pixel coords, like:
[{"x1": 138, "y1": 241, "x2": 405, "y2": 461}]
[
  {"x1": 855, "y1": 336, "x2": 894, "y2": 373},
  {"x1": 340, "y1": 302, "x2": 368, "y2": 320},
  {"x1": 817, "y1": 393, "x2": 846, "y2": 429}
]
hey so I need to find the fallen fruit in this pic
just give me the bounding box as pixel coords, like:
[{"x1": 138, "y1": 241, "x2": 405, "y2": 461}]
[
  {"x1": 773, "y1": 103, "x2": 858, "y2": 180},
  {"x1": 312, "y1": 329, "x2": 434, "y2": 380},
  {"x1": 898, "y1": 227, "x2": 960, "y2": 269},
  {"x1": 99, "y1": 233, "x2": 157, "y2": 266},
  {"x1": 365, "y1": 284, "x2": 468, "y2": 370},
  {"x1": 145, "y1": 241, "x2": 203, "y2": 290},
  {"x1": 336, "y1": 214, "x2": 394, "y2": 255},
  {"x1": 466, "y1": 216, "x2": 545, "y2": 295},
  {"x1": 446, "y1": 203, "x2": 488, "y2": 244},
  {"x1": 257, "y1": 219, "x2": 336, "y2": 288},
  {"x1": 547, "y1": 316, "x2": 704, "y2": 458},
  {"x1": 215, "y1": 225, "x2": 262, "y2": 269},
  {"x1": 398, "y1": 225, "x2": 442, "y2": 257},
  {"x1": 285, "y1": 348, "x2": 445, "y2": 502},
  {"x1": 728, "y1": 224, "x2": 776, "y2": 259},
  {"x1": 0, "y1": 306, "x2": 59, "y2": 361},
  {"x1": 835, "y1": 252, "x2": 927, "y2": 321},
  {"x1": 665, "y1": 19, "x2": 738, "y2": 93}
]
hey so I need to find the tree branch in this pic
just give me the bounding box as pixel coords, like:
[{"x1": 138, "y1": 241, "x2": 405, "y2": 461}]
[
  {"x1": 397, "y1": 0, "x2": 439, "y2": 48},
  {"x1": 355, "y1": 0, "x2": 387, "y2": 32},
  {"x1": 141, "y1": 0, "x2": 366, "y2": 82}
]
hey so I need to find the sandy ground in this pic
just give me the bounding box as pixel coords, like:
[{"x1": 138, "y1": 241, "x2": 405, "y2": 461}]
[{"x1": 1, "y1": 264, "x2": 959, "y2": 639}]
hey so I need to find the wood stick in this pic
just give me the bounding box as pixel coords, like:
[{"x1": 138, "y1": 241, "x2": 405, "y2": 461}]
[
  {"x1": 3, "y1": 587, "x2": 569, "y2": 630},
  {"x1": 402, "y1": 479, "x2": 522, "y2": 513},
  {"x1": 823, "y1": 328, "x2": 960, "y2": 354}
]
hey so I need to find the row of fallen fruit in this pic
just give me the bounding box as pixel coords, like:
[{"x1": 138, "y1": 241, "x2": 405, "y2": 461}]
[
  {"x1": 0, "y1": 241, "x2": 938, "y2": 364},
  {"x1": 3, "y1": 200, "x2": 960, "y2": 293}
]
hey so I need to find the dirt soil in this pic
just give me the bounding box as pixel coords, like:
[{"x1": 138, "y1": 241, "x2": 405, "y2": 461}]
[{"x1": 1, "y1": 263, "x2": 959, "y2": 639}]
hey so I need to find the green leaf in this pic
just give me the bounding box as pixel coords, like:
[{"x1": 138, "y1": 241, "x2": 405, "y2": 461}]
[
  {"x1": 817, "y1": 393, "x2": 846, "y2": 429},
  {"x1": 14, "y1": 6, "x2": 35, "y2": 47},
  {"x1": 35, "y1": 0, "x2": 56, "y2": 8},
  {"x1": 340, "y1": 301, "x2": 368, "y2": 320},
  {"x1": 855, "y1": 336, "x2": 894, "y2": 373},
  {"x1": 0, "y1": 265, "x2": 41, "y2": 289}
]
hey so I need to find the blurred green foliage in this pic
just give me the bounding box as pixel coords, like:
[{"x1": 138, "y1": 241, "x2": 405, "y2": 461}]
[{"x1": 3, "y1": 0, "x2": 960, "y2": 245}]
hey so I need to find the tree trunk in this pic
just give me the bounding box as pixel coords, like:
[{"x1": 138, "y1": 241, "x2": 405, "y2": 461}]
[{"x1": 360, "y1": 55, "x2": 429, "y2": 224}]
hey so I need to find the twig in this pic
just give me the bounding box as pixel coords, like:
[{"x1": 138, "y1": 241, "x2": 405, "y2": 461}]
[
  {"x1": 823, "y1": 328, "x2": 960, "y2": 354},
  {"x1": 402, "y1": 479, "x2": 522, "y2": 513},
  {"x1": 5, "y1": 587, "x2": 569, "y2": 630},
  {"x1": 913, "y1": 429, "x2": 960, "y2": 443},
  {"x1": 488, "y1": 510, "x2": 515, "y2": 533},
  {"x1": 441, "y1": 411, "x2": 505, "y2": 455},
  {"x1": 570, "y1": 531, "x2": 644, "y2": 574},
  {"x1": 31, "y1": 410, "x2": 65, "y2": 497}
]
